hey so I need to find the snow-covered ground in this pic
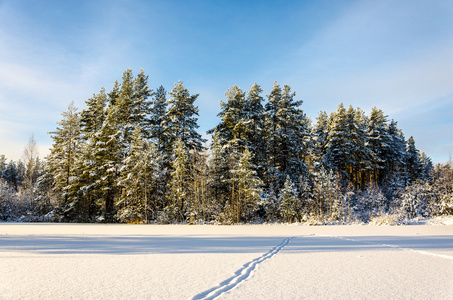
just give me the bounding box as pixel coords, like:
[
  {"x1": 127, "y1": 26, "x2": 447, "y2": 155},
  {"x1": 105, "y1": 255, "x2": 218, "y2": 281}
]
[{"x1": 1, "y1": 223, "x2": 452, "y2": 299}]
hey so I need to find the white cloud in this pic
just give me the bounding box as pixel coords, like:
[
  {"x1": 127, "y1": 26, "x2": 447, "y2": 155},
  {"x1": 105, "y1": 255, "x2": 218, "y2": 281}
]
[
  {"x1": 392, "y1": 94, "x2": 453, "y2": 164},
  {"x1": 270, "y1": 0, "x2": 453, "y2": 163},
  {"x1": 0, "y1": 1, "x2": 144, "y2": 161},
  {"x1": 1, "y1": 0, "x2": 452, "y2": 164},
  {"x1": 309, "y1": 44, "x2": 453, "y2": 114},
  {"x1": 282, "y1": 0, "x2": 453, "y2": 112}
]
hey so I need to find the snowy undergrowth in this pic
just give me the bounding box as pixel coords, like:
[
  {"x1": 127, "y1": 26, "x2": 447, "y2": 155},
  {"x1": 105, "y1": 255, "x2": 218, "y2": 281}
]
[
  {"x1": 369, "y1": 213, "x2": 402, "y2": 226},
  {"x1": 2, "y1": 215, "x2": 453, "y2": 226}
]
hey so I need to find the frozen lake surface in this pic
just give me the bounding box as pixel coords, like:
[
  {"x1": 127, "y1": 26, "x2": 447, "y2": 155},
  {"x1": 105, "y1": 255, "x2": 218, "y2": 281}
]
[{"x1": 1, "y1": 223, "x2": 452, "y2": 299}]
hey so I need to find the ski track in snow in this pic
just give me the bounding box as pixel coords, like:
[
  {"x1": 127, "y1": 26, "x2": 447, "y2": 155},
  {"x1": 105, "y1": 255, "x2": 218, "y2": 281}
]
[
  {"x1": 191, "y1": 236, "x2": 296, "y2": 300},
  {"x1": 191, "y1": 232, "x2": 452, "y2": 300},
  {"x1": 317, "y1": 234, "x2": 453, "y2": 260}
]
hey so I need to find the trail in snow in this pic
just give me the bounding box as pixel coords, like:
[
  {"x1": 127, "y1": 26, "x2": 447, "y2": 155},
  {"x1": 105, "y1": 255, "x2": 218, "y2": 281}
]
[
  {"x1": 317, "y1": 234, "x2": 453, "y2": 260},
  {"x1": 192, "y1": 236, "x2": 295, "y2": 300}
]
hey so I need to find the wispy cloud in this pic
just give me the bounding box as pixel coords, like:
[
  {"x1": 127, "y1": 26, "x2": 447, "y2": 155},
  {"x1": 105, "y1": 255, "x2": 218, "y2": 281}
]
[
  {"x1": 393, "y1": 94, "x2": 453, "y2": 163},
  {"x1": 269, "y1": 0, "x2": 453, "y2": 163},
  {"x1": 283, "y1": 0, "x2": 453, "y2": 111},
  {"x1": 1, "y1": 0, "x2": 452, "y2": 163},
  {"x1": 0, "y1": 1, "x2": 148, "y2": 160}
]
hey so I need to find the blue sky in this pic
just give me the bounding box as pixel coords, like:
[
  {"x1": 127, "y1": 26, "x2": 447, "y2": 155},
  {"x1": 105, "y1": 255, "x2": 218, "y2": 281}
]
[{"x1": 1, "y1": 0, "x2": 452, "y2": 163}]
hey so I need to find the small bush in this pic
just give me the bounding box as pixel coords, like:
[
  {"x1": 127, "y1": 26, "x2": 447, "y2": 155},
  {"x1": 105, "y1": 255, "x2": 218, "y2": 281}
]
[{"x1": 369, "y1": 212, "x2": 402, "y2": 226}]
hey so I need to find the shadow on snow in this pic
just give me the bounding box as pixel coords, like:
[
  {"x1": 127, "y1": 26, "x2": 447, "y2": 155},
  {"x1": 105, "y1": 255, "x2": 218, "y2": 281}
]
[{"x1": 1, "y1": 234, "x2": 452, "y2": 255}]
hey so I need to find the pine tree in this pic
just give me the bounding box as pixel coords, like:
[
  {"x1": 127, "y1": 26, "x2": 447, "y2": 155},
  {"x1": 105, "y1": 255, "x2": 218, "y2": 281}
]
[
  {"x1": 72, "y1": 139, "x2": 98, "y2": 220},
  {"x1": 187, "y1": 149, "x2": 209, "y2": 224},
  {"x1": 419, "y1": 152, "x2": 433, "y2": 182},
  {"x1": 92, "y1": 103, "x2": 123, "y2": 221},
  {"x1": 229, "y1": 148, "x2": 262, "y2": 223},
  {"x1": 115, "y1": 69, "x2": 149, "y2": 153},
  {"x1": 323, "y1": 104, "x2": 376, "y2": 189},
  {"x1": 312, "y1": 110, "x2": 329, "y2": 169},
  {"x1": 46, "y1": 101, "x2": 82, "y2": 208},
  {"x1": 277, "y1": 85, "x2": 310, "y2": 182},
  {"x1": 117, "y1": 126, "x2": 162, "y2": 223},
  {"x1": 264, "y1": 83, "x2": 310, "y2": 191},
  {"x1": 132, "y1": 69, "x2": 153, "y2": 132},
  {"x1": 148, "y1": 85, "x2": 168, "y2": 151},
  {"x1": 0, "y1": 155, "x2": 6, "y2": 180},
  {"x1": 80, "y1": 88, "x2": 107, "y2": 136},
  {"x1": 244, "y1": 83, "x2": 266, "y2": 169},
  {"x1": 206, "y1": 129, "x2": 229, "y2": 217},
  {"x1": 324, "y1": 103, "x2": 349, "y2": 176},
  {"x1": 163, "y1": 81, "x2": 205, "y2": 153},
  {"x1": 108, "y1": 80, "x2": 121, "y2": 106},
  {"x1": 76, "y1": 87, "x2": 109, "y2": 220},
  {"x1": 382, "y1": 120, "x2": 407, "y2": 193},
  {"x1": 112, "y1": 69, "x2": 153, "y2": 146},
  {"x1": 433, "y1": 162, "x2": 453, "y2": 215},
  {"x1": 0, "y1": 177, "x2": 14, "y2": 220},
  {"x1": 74, "y1": 69, "x2": 153, "y2": 221},
  {"x1": 166, "y1": 138, "x2": 191, "y2": 222},
  {"x1": 4, "y1": 160, "x2": 20, "y2": 190},
  {"x1": 352, "y1": 107, "x2": 372, "y2": 188},
  {"x1": 264, "y1": 81, "x2": 283, "y2": 184},
  {"x1": 367, "y1": 107, "x2": 390, "y2": 184},
  {"x1": 209, "y1": 85, "x2": 247, "y2": 150},
  {"x1": 207, "y1": 85, "x2": 248, "y2": 218}
]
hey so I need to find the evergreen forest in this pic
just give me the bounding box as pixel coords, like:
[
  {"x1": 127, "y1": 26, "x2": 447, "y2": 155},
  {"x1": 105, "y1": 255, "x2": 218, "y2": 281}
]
[{"x1": 1, "y1": 69, "x2": 452, "y2": 224}]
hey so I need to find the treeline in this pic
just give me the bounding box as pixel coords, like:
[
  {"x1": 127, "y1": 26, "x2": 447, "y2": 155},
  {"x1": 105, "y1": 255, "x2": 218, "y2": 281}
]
[{"x1": 1, "y1": 69, "x2": 452, "y2": 224}]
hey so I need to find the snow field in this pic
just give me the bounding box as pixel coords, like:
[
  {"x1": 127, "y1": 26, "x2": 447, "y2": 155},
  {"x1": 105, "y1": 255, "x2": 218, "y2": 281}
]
[
  {"x1": 1, "y1": 224, "x2": 452, "y2": 299},
  {"x1": 219, "y1": 235, "x2": 453, "y2": 299}
]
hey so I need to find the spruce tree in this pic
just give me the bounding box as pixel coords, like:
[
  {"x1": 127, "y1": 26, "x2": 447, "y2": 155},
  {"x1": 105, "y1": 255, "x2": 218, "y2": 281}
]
[
  {"x1": 279, "y1": 176, "x2": 300, "y2": 222},
  {"x1": 406, "y1": 136, "x2": 421, "y2": 184}
]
